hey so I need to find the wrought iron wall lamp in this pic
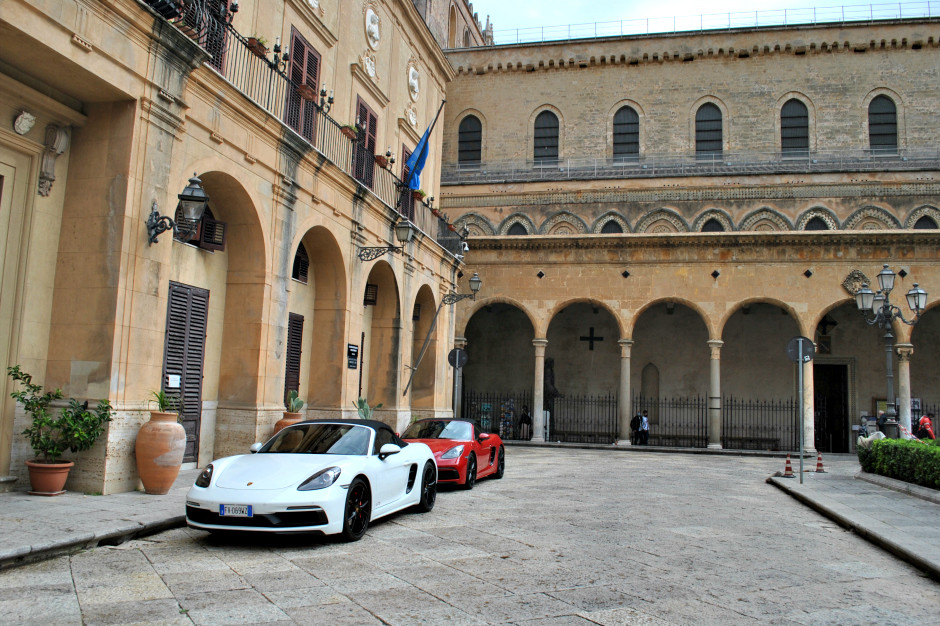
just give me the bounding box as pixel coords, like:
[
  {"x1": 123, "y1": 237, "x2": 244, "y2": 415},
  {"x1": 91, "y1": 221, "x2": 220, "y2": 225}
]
[
  {"x1": 441, "y1": 272, "x2": 482, "y2": 304},
  {"x1": 357, "y1": 219, "x2": 416, "y2": 262},
  {"x1": 146, "y1": 174, "x2": 210, "y2": 245}
]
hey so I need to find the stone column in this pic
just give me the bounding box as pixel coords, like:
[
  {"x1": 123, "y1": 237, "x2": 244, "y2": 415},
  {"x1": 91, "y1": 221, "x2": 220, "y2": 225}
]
[
  {"x1": 707, "y1": 340, "x2": 724, "y2": 449},
  {"x1": 617, "y1": 339, "x2": 634, "y2": 445},
  {"x1": 896, "y1": 343, "x2": 914, "y2": 438},
  {"x1": 803, "y1": 359, "x2": 816, "y2": 454},
  {"x1": 532, "y1": 338, "x2": 548, "y2": 443}
]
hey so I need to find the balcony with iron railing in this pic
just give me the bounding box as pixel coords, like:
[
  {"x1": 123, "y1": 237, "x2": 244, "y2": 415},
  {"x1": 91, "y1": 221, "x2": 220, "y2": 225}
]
[
  {"x1": 143, "y1": 0, "x2": 462, "y2": 256},
  {"x1": 441, "y1": 147, "x2": 940, "y2": 186}
]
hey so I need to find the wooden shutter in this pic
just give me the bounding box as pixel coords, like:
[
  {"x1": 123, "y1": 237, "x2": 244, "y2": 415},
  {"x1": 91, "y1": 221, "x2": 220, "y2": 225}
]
[
  {"x1": 284, "y1": 313, "x2": 304, "y2": 407},
  {"x1": 286, "y1": 28, "x2": 321, "y2": 143},
  {"x1": 354, "y1": 97, "x2": 378, "y2": 188},
  {"x1": 163, "y1": 282, "x2": 209, "y2": 463},
  {"x1": 200, "y1": 215, "x2": 226, "y2": 251},
  {"x1": 292, "y1": 243, "x2": 309, "y2": 283}
]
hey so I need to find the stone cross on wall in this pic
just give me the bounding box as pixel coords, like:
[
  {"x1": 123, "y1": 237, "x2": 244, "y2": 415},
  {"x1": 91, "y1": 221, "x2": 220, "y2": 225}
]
[{"x1": 580, "y1": 327, "x2": 604, "y2": 350}]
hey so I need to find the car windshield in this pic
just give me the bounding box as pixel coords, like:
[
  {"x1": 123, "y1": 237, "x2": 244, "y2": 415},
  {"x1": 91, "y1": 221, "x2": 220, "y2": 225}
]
[
  {"x1": 261, "y1": 423, "x2": 371, "y2": 455},
  {"x1": 402, "y1": 420, "x2": 473, "y2": 441}
]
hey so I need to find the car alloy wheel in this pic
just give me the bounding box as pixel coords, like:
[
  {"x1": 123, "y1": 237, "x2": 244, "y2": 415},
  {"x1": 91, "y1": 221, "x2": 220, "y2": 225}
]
[
  {"x1": 416, "y1": 460, "x2": 437, "y2": 512},
  {"x1": 462, "y1": 454, "x2": 476, "y2": 490},
  {"x1": 494, "y1": 446, "x2": 505, "y2": 479},
  {"x1": 342, "y1": 477, "x2": 371, "y2": 541}
]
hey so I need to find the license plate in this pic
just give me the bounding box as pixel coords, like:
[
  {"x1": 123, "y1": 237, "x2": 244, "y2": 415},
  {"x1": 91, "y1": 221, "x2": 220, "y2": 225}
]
[{"x1": 219, "y1": 504, "x2": 252, "y2": 517}]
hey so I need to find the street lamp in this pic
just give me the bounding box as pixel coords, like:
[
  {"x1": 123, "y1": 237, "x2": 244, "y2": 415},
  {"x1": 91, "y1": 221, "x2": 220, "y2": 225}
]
[
  {"x1": 442, "y1": 272, "x2": 482, "y2": 304},
  {"x1": 356, "y1": 219, "x2": 416, "y2": 262},
  {"x1": 854, "y1": 264, "x2": 928, "y2": 438},
  {"x1": 146, "y1": 174, "x2": 210, "y2": 245}
]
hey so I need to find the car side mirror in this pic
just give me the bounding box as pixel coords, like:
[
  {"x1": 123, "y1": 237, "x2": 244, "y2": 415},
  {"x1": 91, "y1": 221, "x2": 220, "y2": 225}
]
[
  {"x1": 478, "y1": 433, "x2": 490, "y2": 441},
  {"x1": 378, "y1": 443, "x2": 401, "y2": 460},
  {"x1": 249, "y1": 442, "x2": 262, "y2": 453}
]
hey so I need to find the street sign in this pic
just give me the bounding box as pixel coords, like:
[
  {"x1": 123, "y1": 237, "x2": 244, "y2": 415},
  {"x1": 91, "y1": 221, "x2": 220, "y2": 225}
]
[
  {"x1": 786, "y1": 336, "x2": 815, "y2": 364},
  {"x1": 448, "y1": 348, "x2": 468, "y2": 368}
]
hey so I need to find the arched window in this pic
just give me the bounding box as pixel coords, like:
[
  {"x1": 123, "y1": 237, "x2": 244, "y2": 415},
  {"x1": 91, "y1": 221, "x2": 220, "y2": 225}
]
[
  {"x1": 781, "y1": 99, "x2": 809, "y2": 156},
  {"x1": 458, "y1": 115, "x2": 482, "y2": 165},
  {"x1": 613, "y1": 106, "x2": 639, "y2": 162},
  {"x1": 292, "y1": 243, "x2": 309, "y2": 283},
  {"x1": 805, "y1": 217, "x2": 829, "y2": 231},
  {"x1": 448, "y1": 6, "x2": 457, "y2": 48},
  {"x1": 507, "y1": 223, "x2": 528, "y2": 236},
  {"x1": 463, "y1": 28, "x2": 470, "y2": 47},
  {"x1": 600, "y1": 220, "x2": 624, "y2": 234},
  {"x1": 869, "y1": 95, "x2": 897, "y2": 154},
  {"x1": 534, "y1": 111, "x2": 559, "y2": 163},
  {"x1": 702, "y1": 219, "x2": 725, "y2": 232},
  {"x1": 914, "y1": 216, "x2": 938, "y2": 229},
  {"x1": 695, "y1": 103, "x2": 722, "y2": 159}
]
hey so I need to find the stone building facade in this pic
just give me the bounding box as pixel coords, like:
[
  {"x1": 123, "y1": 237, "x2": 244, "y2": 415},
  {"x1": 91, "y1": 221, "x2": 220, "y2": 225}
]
[
  {"x1": 440, "y1": 18, "x2": 940, "y2": 452},
  {"x1": 0, "y1": 0, "x2": 486, "y2": 494}
]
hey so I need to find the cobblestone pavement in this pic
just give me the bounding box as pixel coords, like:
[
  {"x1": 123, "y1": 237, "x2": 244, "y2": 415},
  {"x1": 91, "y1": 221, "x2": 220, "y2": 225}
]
[{"x1": 2, "y1": 448, "x2": 938, "y2": 625}]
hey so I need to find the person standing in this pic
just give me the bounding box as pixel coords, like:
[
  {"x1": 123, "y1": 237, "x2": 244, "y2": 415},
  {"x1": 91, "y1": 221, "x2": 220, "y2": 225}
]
[
  {"x1": 519, "y1": 405, "x2": 532, "y2": 440},
  {"x1": 639, "y1": 410, "x2": 650, "y2": 445},
  {"x1": 630, "y1": 411, "x2": 641, "y2": 445}
]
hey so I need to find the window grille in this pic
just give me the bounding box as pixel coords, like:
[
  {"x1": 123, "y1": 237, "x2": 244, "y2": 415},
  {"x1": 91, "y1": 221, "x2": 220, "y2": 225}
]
[
  {"x1": 869, "y1": 95, "x2": 897, "y2": 154},
  {"x1": 613, "y1": 106, "x2": 639, "y2": 161},
  {"x1": 534, "y1": 111, "x2": 559, "y2": 163},
  {"x1": 695, "y1": 103, "x2": 722, "y2": 158},
  {"x1": 781, "y1": 99, "x2": 809, "y2": 155},
  {"x1": 458, "y1": 115, "x2": 482, "y2": 164}
]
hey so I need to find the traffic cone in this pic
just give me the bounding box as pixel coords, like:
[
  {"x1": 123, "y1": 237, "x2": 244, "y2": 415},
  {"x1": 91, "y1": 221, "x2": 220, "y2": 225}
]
[
  {"x1": 783, "y1": 453, "x2": 795, "y2": 478},
  {"x1": 815, "y1": 452, "x2": 827, "y2": 473}
]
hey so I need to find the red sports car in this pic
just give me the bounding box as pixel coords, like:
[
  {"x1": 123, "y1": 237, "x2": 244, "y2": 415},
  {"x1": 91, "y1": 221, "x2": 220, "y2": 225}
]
[{"x1": 401, "y1": 419, "x2": 504, "y2": 489}]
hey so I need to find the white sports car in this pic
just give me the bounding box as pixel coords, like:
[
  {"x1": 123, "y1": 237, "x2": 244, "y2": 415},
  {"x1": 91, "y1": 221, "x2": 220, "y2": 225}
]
[{"x1": 185, "y1": 419, "x2": 437, "y2": 541}]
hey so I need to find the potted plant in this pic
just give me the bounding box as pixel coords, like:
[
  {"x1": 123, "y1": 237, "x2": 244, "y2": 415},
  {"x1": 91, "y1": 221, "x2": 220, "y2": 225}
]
[
  {"x1": 354, "y1": 397, "x2": 382, "y2": 420},
  {"x1": 296, "y1": 83, "x2": 317, "y2": 101},
  {"x1": 340, "y1": 124, "x2": 359, "y2": 140},
  {"x1": 374, "y1": 153, "x2": 389, "y2": 168},
  {"x1": 274, "y1": 390, "x2": 305, "y2": 434},
  {"x1": 246, "y1": 35, "x2": 268, "y2": 58},
  {"x1": 412, "y1": 189, "x2": 427, "y2": 202},
  {"x1": 7, "y1": 365, "x2": 113, "y2": 495},
  {"x1": 448, "y1": 223, "x2": 458, "y2": 232},
  {"x1": 430, "y1": 207, "x2": 442, "y2": 218},
  {"x1": 135, "y1": 390, "x2": 186, "y2": 495}
]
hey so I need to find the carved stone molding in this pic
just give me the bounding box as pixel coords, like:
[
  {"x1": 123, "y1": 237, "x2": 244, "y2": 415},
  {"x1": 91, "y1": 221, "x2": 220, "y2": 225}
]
[
  {"x1": 13, "y1": 111, "x2": 35, "y2": 135},
  {"x1": 842, "y1": 269, "x2": 871, "y2": 295},
  {"x1": 454, "y1": 213, "x2": 495, "y2": 236},
  {"x1": 541, "y1": 211, "x2": 587, "y2": 235},
  {"x1": 592, "y1": 213, "x2": 630, "y2": 233},
  {"x1": 796, "y1": 207, "x2": 840, "y2": 230},
  {"x1": 739, "y1": 207, "x2": 792, "y2": 231},
  {"x1": 498, "y1": 213, "x2": 536, "y2": 235},
  {"x1": 363, "y1": 3, "x2": 381, "y2": 50},
  {"x1": 635, "y1": 209, "x2": 689, "y2": 233},
  {"x1": 38, "y1": 125, "x2": 69, "y2": 197}
]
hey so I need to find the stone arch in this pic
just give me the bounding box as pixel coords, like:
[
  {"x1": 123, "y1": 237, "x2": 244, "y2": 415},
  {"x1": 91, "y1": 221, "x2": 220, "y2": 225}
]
[
  {"x1": 545, "y1": 297, "x2": 626, "y2": 339},
  {"x1": 607, "y1": 99, "x2": 646, "y2": 160},
  {"x1": 862, "y1": 87, "x2": 906, "y2": 151},
  {"x1": 461, "y1": 299, "x2": 537, "y2": 402},
  {"x1": 905, "y1": 205, "x2": 940, "y2": 229},
  {"x1": 774, "y1": 91, "x2": 816, "y2": 153},
  {"x1": 498, "y1": 212, "x2": 537, "y2": 235},
  {"x1": 296, "y1": 225, "x2": 348, "y2": 412},
  {"x1": 627, "y1": 297, "x2": 715, "y2": 339},
  {"x1": 739, "y1": 207, "x2": 792, "y2": 231},
  {"x1": 454, "y1": 212, "x2": 495, "y2": 236},
  {"x1": 539, "y1": 211, "x2": 588, "y2": 235},
  {"x1": 408, "y1": 283, "x2": 439, "y2": 412},
  {"x1": 635, "y1": 208, "x2": 689, "y2": 233},
  {"x1": 545, "y1": 300, "x2": 623, "y2": 397},
  {"x1": 692, "y1": 208, "x2": 735, "y2": 232},
  {"x1": 717, "y1": 298, "x2": 804, "y2": 339},
  {"x1": 362, "y1": 260, "x2": 402, "y2": 415},
  {"x1": 689, "y1": 95, "x2": 731, "y2": 153},
  {"x1": 455, "y1": 107, "x2": 486, "y2": 163},
  {"x1": 528, "y1": 103, "x2": 565, "y2": 161},
  {"x1": 459, "y1": 295, "x2": 539, "y2": 338},
  {"x1": 796, "y1": 206, "x2": 839, "y2": 231},
  {"x1": 843, "y1": 206, "x2": 902, "y2": 230},
  {"x1": 592, "y1": 211, "x2": 630, "y2": 233},
  {"x1": 447, "y1": 3, "x2": 457, "y2": 48}
]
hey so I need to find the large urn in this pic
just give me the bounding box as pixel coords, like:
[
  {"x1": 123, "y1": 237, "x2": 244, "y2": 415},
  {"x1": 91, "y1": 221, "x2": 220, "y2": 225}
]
[
  {"x1": 274, "y1": 411, "x2": 302, "y2": 435},
  {"x1": 135, "y1": 411, "x2": 186, "y2": 495}
]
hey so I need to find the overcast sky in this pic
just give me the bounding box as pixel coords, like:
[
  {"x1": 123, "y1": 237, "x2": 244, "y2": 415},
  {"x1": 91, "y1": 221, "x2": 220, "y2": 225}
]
[{"x1": 468, "y1": 1, "x2": 929, "y2": 40}]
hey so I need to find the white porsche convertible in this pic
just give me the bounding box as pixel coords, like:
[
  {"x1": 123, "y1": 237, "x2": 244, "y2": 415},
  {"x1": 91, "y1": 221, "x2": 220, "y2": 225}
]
[{"x1": 185, "y1": 419, "x2": 437, "y2": 541}]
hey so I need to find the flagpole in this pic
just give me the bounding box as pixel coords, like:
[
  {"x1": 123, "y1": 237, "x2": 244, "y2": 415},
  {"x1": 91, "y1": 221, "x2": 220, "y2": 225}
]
[{"x1": 427, "y1": 99, "x2": 446, "y2": 136}]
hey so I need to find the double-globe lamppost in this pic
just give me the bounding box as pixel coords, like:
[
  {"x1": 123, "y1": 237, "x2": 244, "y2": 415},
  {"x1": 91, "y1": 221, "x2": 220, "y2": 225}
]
[{"x1": 854, "y1": 265, "x2": 928, "y2": 438}]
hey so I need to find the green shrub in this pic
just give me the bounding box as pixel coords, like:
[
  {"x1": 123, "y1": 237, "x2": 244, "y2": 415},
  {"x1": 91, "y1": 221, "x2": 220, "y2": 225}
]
[{"x1": 858, "y1": 437, "x2": 940, "y2": 490}]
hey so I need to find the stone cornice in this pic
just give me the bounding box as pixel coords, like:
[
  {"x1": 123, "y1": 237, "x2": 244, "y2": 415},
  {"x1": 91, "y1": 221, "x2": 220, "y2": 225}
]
[{"x1": 441, "y1": 181, "x2": 940, "y2": 209}]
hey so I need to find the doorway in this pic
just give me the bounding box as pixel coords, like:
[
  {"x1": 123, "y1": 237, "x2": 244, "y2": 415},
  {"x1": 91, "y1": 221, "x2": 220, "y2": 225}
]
[{"x1": 814, "y1": 363, "x2": 849, "y2": 453}]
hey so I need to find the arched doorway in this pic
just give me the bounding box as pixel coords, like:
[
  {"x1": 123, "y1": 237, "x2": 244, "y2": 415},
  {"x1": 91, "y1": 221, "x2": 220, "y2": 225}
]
[
  {"x1": 361, "y1": 261, "x2": 401, "y2": 424},
  {"x1": 408, "y1": 285, "x2": 438, "y2": 415}
]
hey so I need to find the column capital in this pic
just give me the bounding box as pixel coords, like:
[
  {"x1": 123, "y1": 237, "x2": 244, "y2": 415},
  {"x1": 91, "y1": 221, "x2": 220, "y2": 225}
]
[
  {"x1": 454, "y1": 336, "x2": 467, "y2": 349},
  {"x1": 618, "y1": 338, "x2": 634, "y2": 347},
  {"x1": 707, "y1": 339, "x2": 724, "y2": 358},
  {"x1": 618, "y1": 338, "x2": 634, "y2": 357},
  {"x1": 895, "y1": 343, "x2": 914, "y2": 361}
]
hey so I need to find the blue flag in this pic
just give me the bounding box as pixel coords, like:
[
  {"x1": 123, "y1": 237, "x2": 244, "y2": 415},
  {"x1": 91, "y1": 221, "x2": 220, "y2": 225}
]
[{"x1": 404, "y1": 125, "x2": 431, "y2": 191}]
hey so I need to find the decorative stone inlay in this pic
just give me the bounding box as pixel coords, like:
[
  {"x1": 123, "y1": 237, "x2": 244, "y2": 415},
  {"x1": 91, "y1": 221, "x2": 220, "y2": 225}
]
[
  {"x1": 843, "y1": 206, "x2": 901, "y2": 230},
  {"x1": 408, "y1": 65, "x2": 420, "y2": 101},
  {"x1": 635, "y1": 209, "x2": 688, "y2": 233},
  {"x1": 692, "y1": 209, "x2": 735, "y2": 232},
  {"x1": 592, "y1": 213, "x2": 629, "y2": 233},
  {"x1": 13, "y1": 111, "x2": 35, "y2": 135},
  {"x1": 541, "y1": 211, "x2": 587, "y2": 234},
  {"x1": 905, "y1": 205, "x2": 940, "y2": 229},
  {"x1": 364, "y1": 5, "x2": 381, "y2": 49},
  {"x1": 454, "y1": 213, "x2": 495, "y2": 236},
  {"x1": 361, "y1": 50, "x2": 377, "y2": 78},
  {"x1": 842, "y1": 269, "x2": 872, "y2": 295},
  {"x1": 739, "y1": 207, "x2": 791, "y2": 231},
  {"x1": 405, "y1": 103, "x2": 417, "y2": 127},
  {"x1": 498, "y1": 213, "x2": 535, "y2": 235}
]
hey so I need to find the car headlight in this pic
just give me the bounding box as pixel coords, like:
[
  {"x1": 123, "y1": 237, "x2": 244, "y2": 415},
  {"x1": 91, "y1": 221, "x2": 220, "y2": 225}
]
[
  {"x1": 195, "y1": 464, "x2": 213, "y2": 488},
  {"x1": 441, "y1": 445, "x2": 464, "y2": 459},
  {"x1": 298, "y1": 466, "x2": 341, "y2": 491}
]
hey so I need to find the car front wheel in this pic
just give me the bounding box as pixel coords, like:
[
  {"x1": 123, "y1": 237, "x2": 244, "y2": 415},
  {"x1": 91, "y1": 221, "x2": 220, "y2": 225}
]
[
  {"x1": 494, "y1": 446, "x2": 505, "y2": 479},
  {"x1": 462, "y1": 454, "x2": 476, "y2": 490},
  {"x1": 415, "y1": 460, "x2": 437, "y2": 512},
  {"x1": 342, "y1": 477, "x2": 371, "y2": 541}
]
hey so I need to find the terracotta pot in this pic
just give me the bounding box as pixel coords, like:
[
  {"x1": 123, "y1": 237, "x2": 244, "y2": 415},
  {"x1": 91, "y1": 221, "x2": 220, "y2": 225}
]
[
  {"x1": 247, "y1": 38, "x2": 268, "y2": 59},
  {"x1": 136, "y1": 411, "x2": 186, "y2": 495},
  {"x1": 374, "y1": 154, "x2": 388, "y2": 168},
  {"x1": 340, "y1": 126, "x2": 358, "y2": 140},
  {"x1": 412, "y1": 191, "x2": 426, "y2": 202},
  {"x1": 25, "y1": 460, "x2": 73, "y2": 496},
  {"x1": 274, "y1": 411, "x2": 303, "y2": 434}
]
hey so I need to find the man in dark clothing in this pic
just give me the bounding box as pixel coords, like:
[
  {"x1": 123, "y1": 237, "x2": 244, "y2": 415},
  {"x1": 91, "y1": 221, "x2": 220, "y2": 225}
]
[{"x1": 630, "y1": 412, "x2": 641, "y2": 445}]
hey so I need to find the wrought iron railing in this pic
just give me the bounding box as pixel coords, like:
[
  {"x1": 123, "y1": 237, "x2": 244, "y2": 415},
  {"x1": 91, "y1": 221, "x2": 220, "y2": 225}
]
[
  {"x1": 490, "y1": 2, "x2": 940, "y2": 45},
  {"x1": 144, "y1": 0, "x2": 453, "y2": 250},
  {"x1": 442, "y1": 147, "x2": 940, "y2": 185},
  {"x1": 722, "y1": 397, "x2": 799, "y2": 451},
  {"x1": 461, "y1": 389, "x2": 533, "y2": 439},
  {"x1": 548, "y1": 394, "x2": 619, "y2": 444},
  {"x1": 632, "y1": 395, "x2": 709, "y2": 448}
]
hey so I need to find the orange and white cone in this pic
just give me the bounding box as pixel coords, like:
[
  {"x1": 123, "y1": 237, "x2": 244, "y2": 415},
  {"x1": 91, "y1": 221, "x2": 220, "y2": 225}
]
[
  {"x1": 783, "y1": 453, "x2": 795, "y2": 478},
  {"x1": 815, "y1": 452, "x2": 827, "y2": 473}
]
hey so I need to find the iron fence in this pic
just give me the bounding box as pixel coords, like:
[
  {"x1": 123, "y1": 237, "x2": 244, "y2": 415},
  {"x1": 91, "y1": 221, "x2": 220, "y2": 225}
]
[
  {"x1": 441, "y1": 148, "x2": 940, "y2": 185},
  {"x1": 148, "y1": 1, "x2": 452, "y2": 250},
  {"x1": 722, "y1": 397, "x2": 799, "y2": 451},
  {"x1": 632, "y1": 395, "x2": 708, "y2": 447},
  {"x1": 547, "y1": 394, "x2": 619, "y2": 444},
  {"x1": 461, "y1": 390, "x2": 533, "y2": 440}
]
